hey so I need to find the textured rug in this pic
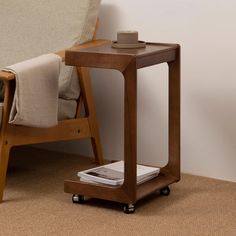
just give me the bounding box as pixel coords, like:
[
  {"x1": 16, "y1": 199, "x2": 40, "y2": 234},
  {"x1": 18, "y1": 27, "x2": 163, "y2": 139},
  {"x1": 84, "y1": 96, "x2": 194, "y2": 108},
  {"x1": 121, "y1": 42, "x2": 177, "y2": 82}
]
[{"x1": 0, "y1": 146, "x2": 235, "y2": 236}]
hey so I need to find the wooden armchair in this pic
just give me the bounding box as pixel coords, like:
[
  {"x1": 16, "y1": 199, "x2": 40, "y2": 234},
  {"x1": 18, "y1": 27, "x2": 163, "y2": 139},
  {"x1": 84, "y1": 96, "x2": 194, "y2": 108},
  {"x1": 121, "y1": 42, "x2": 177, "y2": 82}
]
[{"x1": 0, "y1": 0, "x2": 105, "y2": 202}]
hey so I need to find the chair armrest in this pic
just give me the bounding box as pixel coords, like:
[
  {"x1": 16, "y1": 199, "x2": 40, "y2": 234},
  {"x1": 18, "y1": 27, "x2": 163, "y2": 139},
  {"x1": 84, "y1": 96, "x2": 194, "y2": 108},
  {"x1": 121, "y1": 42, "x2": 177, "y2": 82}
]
[
  {"x1": 0, "y1": 39, "x2": 111, "y2": 81},
  {"x1": 0, "y1": 71, "x2": 15, "y2": 81}
]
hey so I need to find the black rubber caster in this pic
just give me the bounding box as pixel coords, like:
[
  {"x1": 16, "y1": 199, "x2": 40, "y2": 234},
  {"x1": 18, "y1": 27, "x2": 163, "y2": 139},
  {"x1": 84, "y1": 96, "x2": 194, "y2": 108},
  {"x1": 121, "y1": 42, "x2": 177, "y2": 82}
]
[
  {"x1": 123, "y1": 204, "x2": 135, "y2": 214},
  {"x1": 72, "y1": 194, "x2": 85, "y2": 204},
  {"x1": 160, "y1": 186, "x2": 170, "y2": 196}
]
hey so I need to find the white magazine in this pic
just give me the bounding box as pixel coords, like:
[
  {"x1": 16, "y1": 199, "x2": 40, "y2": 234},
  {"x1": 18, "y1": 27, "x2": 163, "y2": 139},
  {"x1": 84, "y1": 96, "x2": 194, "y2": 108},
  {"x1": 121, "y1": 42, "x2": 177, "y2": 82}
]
[
  {"x1": 80, "y1": 173, "x2": 159, "y2": 186},
  {"x1": 78, "y1": 161, "x2": 160, "y2": 186}
]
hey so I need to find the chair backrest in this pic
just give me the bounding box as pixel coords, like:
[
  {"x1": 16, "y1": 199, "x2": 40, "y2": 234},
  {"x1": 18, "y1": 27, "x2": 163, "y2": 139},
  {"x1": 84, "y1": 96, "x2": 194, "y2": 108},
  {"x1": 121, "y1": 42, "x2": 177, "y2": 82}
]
[{"x1": 0, "y1": 0, "x2": 101, "y2": 100}]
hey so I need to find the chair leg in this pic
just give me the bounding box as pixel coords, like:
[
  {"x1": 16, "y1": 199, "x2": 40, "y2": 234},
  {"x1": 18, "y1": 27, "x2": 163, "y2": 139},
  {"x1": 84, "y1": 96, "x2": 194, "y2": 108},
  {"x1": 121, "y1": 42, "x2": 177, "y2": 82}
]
[
  {"x1": 77, "y1": 67, "x2": 104, "y2": 165},
  {"x1": 91, "y1": 135, "x2": 103, "y2": 165},
  {"x1": 0, "y1": 144, "x2": 11, "y2": 202}
]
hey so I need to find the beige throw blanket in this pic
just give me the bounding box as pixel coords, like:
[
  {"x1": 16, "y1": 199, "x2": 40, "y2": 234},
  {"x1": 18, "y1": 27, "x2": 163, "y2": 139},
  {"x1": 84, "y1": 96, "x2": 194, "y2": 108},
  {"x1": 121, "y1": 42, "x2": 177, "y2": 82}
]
[{"x1": 3, "y1": 54, "x2": 61, "y2": 128}]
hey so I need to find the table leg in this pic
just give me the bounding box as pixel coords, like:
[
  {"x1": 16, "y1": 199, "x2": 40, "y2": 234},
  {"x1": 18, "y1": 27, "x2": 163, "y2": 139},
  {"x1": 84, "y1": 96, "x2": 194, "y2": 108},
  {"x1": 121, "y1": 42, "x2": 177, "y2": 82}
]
[
  {"x1": 167, "y1": 46, "x2": 181, "y2": 180},
  {"x1": 122, "y1": 59, "x2": 137, "y2": 202}
]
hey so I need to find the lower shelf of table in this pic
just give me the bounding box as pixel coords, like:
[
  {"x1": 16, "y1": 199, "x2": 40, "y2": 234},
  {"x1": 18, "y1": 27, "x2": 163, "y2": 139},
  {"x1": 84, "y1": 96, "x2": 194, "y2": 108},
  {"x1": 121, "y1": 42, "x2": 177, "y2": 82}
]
[{"x1": 64, "y1": 170, "x2": 179, "y2": 204}]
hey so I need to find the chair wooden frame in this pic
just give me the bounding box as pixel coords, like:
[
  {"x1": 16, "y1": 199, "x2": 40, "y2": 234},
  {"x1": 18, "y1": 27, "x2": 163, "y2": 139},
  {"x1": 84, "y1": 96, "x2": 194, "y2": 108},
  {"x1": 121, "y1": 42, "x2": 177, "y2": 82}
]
[{"x1": 0, "y1": 26, "x2": 108, "y2": 201}]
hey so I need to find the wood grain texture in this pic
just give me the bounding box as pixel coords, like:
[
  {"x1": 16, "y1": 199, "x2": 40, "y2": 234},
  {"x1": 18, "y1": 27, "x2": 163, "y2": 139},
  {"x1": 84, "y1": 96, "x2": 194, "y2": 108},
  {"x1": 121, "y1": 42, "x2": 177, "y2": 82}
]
[{"x1": 64, "y1": 42, "x2": 181, "y2": 206}]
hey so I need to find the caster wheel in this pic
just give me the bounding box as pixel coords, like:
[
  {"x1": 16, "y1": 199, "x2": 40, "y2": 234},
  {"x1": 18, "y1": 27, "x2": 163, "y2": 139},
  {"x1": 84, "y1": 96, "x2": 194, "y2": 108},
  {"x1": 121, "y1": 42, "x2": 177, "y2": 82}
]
[
  {"x1": 123, "y1": 204, "x2": 135, "y2": 214},
  {"x1": 72, "y1": 194, "x2": 85, "y2": 204},
  {"x1": 160, "y1": 186, "x2": 170, "y2": 196}
]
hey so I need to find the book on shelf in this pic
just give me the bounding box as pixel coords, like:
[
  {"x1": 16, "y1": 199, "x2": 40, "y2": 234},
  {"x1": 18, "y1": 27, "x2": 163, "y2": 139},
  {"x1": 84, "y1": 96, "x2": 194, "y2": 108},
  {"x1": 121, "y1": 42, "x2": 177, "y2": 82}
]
[{"x1": 77, "y1": 161, "x2": 160, "y2": 186}]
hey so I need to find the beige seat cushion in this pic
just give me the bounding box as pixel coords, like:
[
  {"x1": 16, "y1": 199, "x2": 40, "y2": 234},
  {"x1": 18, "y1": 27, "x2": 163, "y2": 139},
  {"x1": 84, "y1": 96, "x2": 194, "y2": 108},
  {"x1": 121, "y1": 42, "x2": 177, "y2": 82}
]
[
  {"x1": 0, "y1": 99, "x2": 76, "y2": 127},
  {"x1": 0, "y1": 0, "x2": 101, "y2": 119},
  {"x1": 58, "y1": 99, "x2": 77, "y2": 121}
]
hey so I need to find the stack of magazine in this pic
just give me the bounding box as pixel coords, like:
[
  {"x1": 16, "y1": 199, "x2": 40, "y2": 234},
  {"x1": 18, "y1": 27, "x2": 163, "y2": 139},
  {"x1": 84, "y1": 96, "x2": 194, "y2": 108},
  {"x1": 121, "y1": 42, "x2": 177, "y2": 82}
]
[{"x1": 78, "y1": 161, "x2": 160, "y2": 186}]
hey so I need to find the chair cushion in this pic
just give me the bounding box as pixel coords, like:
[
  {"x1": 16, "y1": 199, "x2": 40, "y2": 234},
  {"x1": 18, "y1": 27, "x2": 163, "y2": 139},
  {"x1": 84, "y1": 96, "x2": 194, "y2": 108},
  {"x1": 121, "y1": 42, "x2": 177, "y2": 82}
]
[
  {"x1": 0, "y1": 100, "x2": 77, "y2": 126},
  {"x1": 0, "y1": 0, "x2": 101, "y2": 109},
  {"x1": 58, "y1": 99, "x2": 77, "y2": 120}
]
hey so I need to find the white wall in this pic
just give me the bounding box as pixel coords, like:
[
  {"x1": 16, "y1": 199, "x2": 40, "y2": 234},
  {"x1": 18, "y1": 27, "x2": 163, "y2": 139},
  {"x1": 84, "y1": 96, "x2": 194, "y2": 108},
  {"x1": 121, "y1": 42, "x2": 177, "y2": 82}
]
[{"x1": 42, "y1": 0, "x2": 236, "y2": 182}]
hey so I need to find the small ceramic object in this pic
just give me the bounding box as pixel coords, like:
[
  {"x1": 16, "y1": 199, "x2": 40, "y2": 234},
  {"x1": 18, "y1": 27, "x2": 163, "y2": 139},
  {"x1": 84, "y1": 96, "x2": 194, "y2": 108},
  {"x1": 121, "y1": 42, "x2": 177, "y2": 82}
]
[{"x1": 112, "y1": 31, "x2": 146, "y2": 49}]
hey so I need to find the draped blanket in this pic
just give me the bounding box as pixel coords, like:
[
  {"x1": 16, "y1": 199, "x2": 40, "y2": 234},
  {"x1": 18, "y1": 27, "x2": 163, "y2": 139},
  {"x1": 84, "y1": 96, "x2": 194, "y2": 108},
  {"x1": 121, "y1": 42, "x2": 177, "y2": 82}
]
[{"x1": 3, "y1": 54, "x2": 61, "y2": 128}]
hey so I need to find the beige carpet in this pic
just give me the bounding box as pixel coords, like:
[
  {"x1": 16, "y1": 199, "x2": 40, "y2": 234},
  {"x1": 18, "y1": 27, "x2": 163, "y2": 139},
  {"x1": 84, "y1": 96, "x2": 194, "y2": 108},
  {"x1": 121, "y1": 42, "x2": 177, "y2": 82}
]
[{"x1": 0, "y1": 146, "x2": 235, "y2": 236}]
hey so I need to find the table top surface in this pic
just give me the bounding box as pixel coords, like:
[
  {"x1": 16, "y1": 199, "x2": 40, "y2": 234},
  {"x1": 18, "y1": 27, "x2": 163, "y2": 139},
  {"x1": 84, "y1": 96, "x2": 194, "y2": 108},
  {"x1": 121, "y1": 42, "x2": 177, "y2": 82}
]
[
  {"x1": 72, "y1": 42, "x2": 179, "y2": 57},
  {"x1": 65, "y1": 41, "x2": 179, "y2": 70}
]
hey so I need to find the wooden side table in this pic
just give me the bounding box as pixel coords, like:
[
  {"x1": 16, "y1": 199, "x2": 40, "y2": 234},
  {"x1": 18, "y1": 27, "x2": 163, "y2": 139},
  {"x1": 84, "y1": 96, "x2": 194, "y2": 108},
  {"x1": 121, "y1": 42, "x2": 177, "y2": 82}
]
[{"x1": 64, "y1": 39, "x2": 181, "y2": 213}]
